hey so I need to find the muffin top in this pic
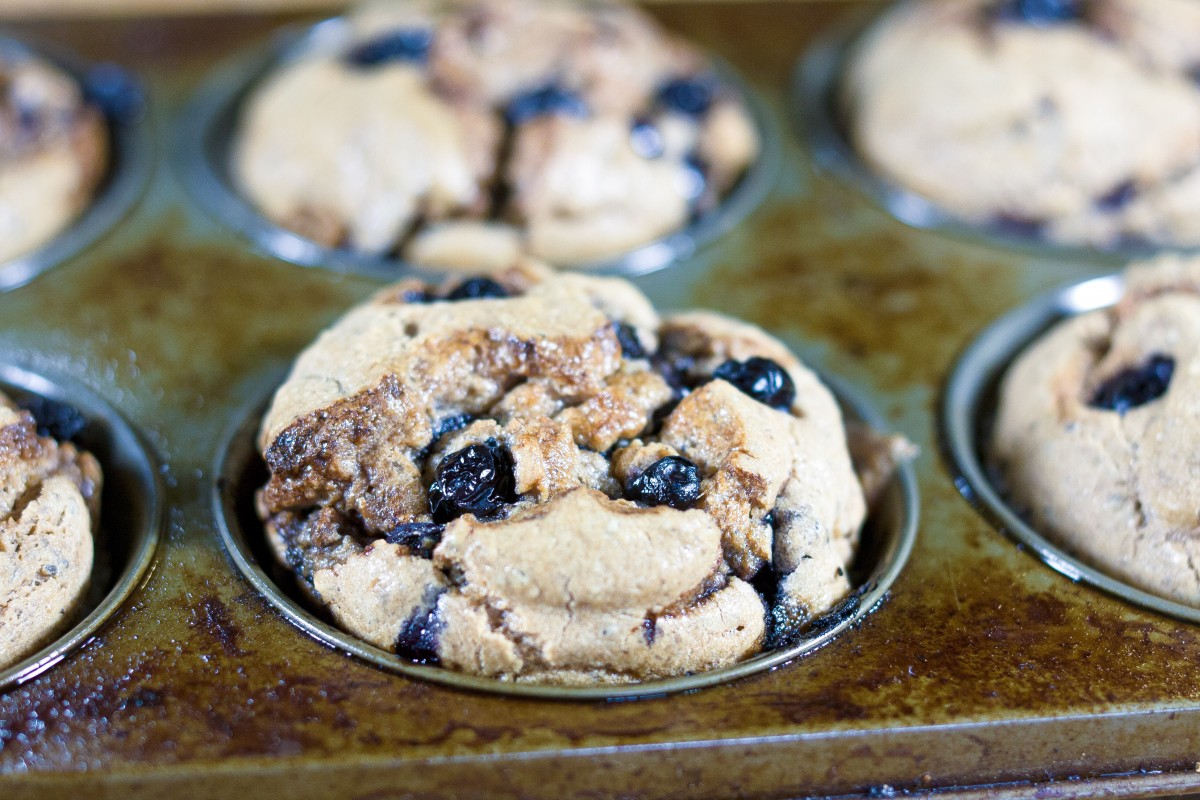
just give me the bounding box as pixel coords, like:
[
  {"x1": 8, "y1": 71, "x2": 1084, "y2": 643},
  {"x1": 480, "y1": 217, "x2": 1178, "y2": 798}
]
[
  {"x1": 993, "y1": 255, "x2": 1200, "y2": 605},
  {"x1": 233, "y1": 0, "x2": 759, "y2": 268},
  {"x1": 255, "y1": 264, "x2": 897, "y2": 684},
  {"x1": 844, "y1": 0, "x2": 1200, "y2": 248},
  {"x1": 0, "y1": 393, "x2": 102, "y2": 669},
  {"x1": 0, "y1": 50, "x2": 108, "y2": 264}
]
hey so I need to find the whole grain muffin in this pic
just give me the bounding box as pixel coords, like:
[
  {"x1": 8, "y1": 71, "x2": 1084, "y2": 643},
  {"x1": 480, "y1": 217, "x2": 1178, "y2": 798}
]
[
  {"x1": 0, "y1": 393, "x2": 102, "y2": 669},
  {"x1": 256, "y1": 264, "x2": 906, "y2": 684},
  {"x1": 233, "y1": 0, "x2": 759, "y2": 268},
  {"x1": 844, "y1": 0, "x2": 1200, "y2": 248},
  {"x1": 0, "y1": 50, "x2": 108, "y2": 264},
  {"x1": 993, "y1": 255, "x2": 1200, "y2": 605}
]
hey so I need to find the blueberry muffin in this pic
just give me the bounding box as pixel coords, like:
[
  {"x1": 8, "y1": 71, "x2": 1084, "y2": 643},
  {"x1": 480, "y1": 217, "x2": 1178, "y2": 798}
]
[
  {"x1": 233, "y1": 0, "x2": 759, "y2": 268},
  {"x1": 993, "y1": 255, "x2": 1200, "y2": 605},
  {"x1": 0, "y1": 50, "x2": 108, "y2": 264},
  {"x1": 843, "y1": 0, "x2": 1200, "y2": 248},
  {"x1": 256, "y1": 264, "x2": 905, "y2": 684},
  {"x1": 0, "y1": 393, "x2": 102, "y2": 669}
]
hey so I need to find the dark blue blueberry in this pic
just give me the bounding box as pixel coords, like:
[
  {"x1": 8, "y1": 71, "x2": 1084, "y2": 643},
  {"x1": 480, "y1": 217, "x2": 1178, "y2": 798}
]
[
  {"x1": 713, "y1": 357, "x2": 796, "y2": 410},
  {"x1": 1089, "y1": 354, "x2": 1175, "y2": 415},
  {"x1": 613, "y1": 321, "x2": 646, "y2": 359},
  {"x1": 993, "y1": 0, "x2": 1083, "y2": 25},
  {"x1": 346, "y1": 28, "x2": 433, "y2": 68},
  {"x1": 394, "y1": 589, "x2": 444, "y2": 664},
  {"x1": 383, "y1": 522, "x2": 445, "y2": 558},
  {"x1": 402, "y1": 287, "x2": 434, "y2": 304},
  {"x1": 428, "y1": 438, "x2": 516, "y2": 522},
  {"x1": 625, "y1": 455, "x2": 702, "y2": 510},
  {"x1": 679, "y1": 154, "x2": 708, "y2": 204},
  {"x1": 1097, "y1": 180, "x2": 1137, "y2": 211},
  {"x1": 445, "y1": 277, "x2": 508, "y2": 301},
  {"x1": 83, "y1": 63, "x2": 144, "y2": 121},
  {"x1": 417, "y1": 413, "x2": 474, "y2": 460},
  {"x1": 20, "y1": 397, "x2": 86, "y2": 442},
  {"x1": 657, "y1": 76, "x2": 715, "y2": 117},
  {"x1": 505, "y1": 85, "x2": 588, "y2": 126},
  {"x1": 629, "y1": 116, "x2": 665, "y2": 159}
]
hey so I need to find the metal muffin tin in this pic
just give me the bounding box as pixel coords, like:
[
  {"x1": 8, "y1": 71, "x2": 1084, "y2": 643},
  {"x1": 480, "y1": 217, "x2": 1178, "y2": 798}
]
[
  {"x1": 8, "y1": 4, "x2": 1200, "y2": 798},
  {"x1": 0, "y1": 35, "x2": 151, "y2": 292},
  {"x1": 792, "y1": 7, "x2": 1167, "y2": 263},
  {"x1": 0, "y1": 361, "x2": 161, "y2": 691},
  {"x1": 941, "y1": 272, "x2": 1200, "y2": 624},
  {"x1": 176, "y1": 16, "x2": 779, "y2": 279},
  {"x1": 213, "y1": 372, "x2": 918, "y2": 700}
]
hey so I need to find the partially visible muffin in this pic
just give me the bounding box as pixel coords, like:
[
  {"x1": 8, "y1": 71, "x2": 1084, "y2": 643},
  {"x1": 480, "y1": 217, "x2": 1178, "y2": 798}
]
[
  {"x1": 843, "y1": 0, "x2": 1200, "y2": 248},
  {"x1": 256, "y1": 263, "x2": 904, "y2": 684},
  {"x1": 993, "y1": 255, "x2": 1200, "y2": 605},
  {"x1": 233, "y1": 0, "x2": 759, "y2": 268},
  {"x1": 0, "y1": 393, "x2": 102, "y2": 669},
  {"x1": 0, "y1": 51, "x2": 108, "y2": 264}
]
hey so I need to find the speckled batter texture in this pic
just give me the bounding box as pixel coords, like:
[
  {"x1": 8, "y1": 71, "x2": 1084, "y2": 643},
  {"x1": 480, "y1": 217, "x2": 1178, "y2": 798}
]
[
  {"x1": 233, "y1": 0, "x2": 759, "y2": 268},
  {"x1": 0, "y1": 51, "x2": 108, "y2": 264},
  {"x1": 0, "y1": 394, "x2": 102, "y2": 669},
  {"x1": 256, "y1": 264, "x2": 903, "y2": 684},
  {"x1": 844, "y1": 0, "x2": 1200, "y2": 248},
  {"x1": 993, "y1": 255, "x2": 1200, "y2": 606}
]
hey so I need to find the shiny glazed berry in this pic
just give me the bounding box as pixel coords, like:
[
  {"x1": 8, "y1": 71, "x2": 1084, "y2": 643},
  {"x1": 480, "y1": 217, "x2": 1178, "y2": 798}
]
[
  {"x1": 20, "y1": 397, "x2": 86, "y2": 442},
  {"x1": 713, "y1": 357, "x2": 796, "y2": 410},
  {"x1": 613, "y1": 321, "x2": 646, "y2": 359},
  {"x1": 506, "y1": 85, "x2": 588, "y2": 126},
  {"x1": 993, "y1": 0, "x2": 1082, "y2": 25},
  {"x1": 629, "y1": 117, "x2": 665, "y2": 159},
  {"x1": 428, "y1": 438, "x2": 517, "y2": 522},
  {"x1": 346, "y1": 28, "x2": 433, "y2": 67},
  {"x1": 657, "y1": 76, "x2": 714, "y2": 117},
  {"x1": 445, "y1": 277, "x2": 508, "y2": 301},
  {"x1": 1089, "y1": 354, "x2": 1175, "y2": 415},
  {"x1": 625, "y1": 456, "x2": 702, "y2": 510}
]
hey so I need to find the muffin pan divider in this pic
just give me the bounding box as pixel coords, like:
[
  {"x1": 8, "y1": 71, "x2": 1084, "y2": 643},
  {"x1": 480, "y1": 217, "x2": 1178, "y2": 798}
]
[{"x1": 5, "y1": 4, "x2": 1200, "y2": 798}]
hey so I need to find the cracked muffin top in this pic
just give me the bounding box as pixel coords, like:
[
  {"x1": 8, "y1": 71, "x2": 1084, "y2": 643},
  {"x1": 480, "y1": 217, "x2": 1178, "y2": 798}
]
[
  {"x1": 993, "y1": 255, "x2": 1200, "y2": 605},
  {"x1": 232, "y1": 0, "x2": 759, "y2": 269},
  {"x1": 0, "y1": 49, "x2": 108, "y2": 265},
  {"x1": 843, "y1": 0, "x2": 1200, "y2": 249},
  {"x1": 256, "y1": 264, "x2": 907, "y2": 684},
  {"x1": 0, "y1": 392, "x2": 102, "y2": 670}
]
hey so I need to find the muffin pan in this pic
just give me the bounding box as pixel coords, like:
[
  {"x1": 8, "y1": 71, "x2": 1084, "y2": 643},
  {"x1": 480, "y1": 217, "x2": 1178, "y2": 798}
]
[
  {"x1": 176, "y1": 16, "x2": 779, "y2": 278},
  {"x1": 0, "y1": 361, "x2": 161, "y2": 691},
  {"x1": 7, "y1": 4, "x2": 1200, "y2": 799},
  {"x1": 0, "y1": 36, "x2": 151, "y2": 292}
]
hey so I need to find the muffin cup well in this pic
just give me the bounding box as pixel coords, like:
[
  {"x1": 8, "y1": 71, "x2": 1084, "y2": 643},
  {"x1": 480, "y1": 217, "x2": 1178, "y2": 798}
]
[
  {"x1": 176, "y1": 17, "x2": 778, "y2": 280},
  {"x1": 791, "y1": 9, "x2": 1178, "y2": 262},
  {"x1": 0, "y1": 362, "x2": 162, "y2": 690},
  {"x1": 0, "y1": 36, "x2": 152, "y2": 292},
  {"x1": 214, "y1": 368, "x2": 918, "y2": 700},
  {"x1": 940, "y1": 272, "x2": 1200, "y2": 623}
]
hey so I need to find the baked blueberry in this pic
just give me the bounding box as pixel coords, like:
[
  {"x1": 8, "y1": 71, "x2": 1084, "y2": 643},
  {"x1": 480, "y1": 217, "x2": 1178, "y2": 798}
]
[
  {"x1": 1089, "y1": 354, "x2": 1175, "y2": 415},
  {"x1": 394, "y1": 590, "x2": 444, "y2": 664},
  {"x1": 19, "y1": 397, "x2": 86, "y2": 442},
  {"x1": 657, "y1": 76, "x2": 714, "y2": 117},
  {"x1": 506, "y1": 85, "x2": 588, "y2": 126},
  {"x1": 629, "y1": 116, "x2": 665, "y2": 159},
  {"x1": 713, "y1": 357, "x2": 796, "y2": 410},
  {"x1": 346, "y1": 28, "x2": 433, "y2": 67},
  {"x1": 625, "y1": 455, "x2": 702, "y2": 510},
  {"x1": 992, "y1": 0, "x2": 1083, "y2": 25},
  {"x1": 613, "y1": 321, "x2": 646, "y2": 359},
  {"x1": 383, "y1": 522, "x2": 444, "y2": 558},
  {"x1": 1096, "y1": 180, "x2": 1137, "y2": 212},
  {"x1": 679, "y1": 154, "x2": 708, "y2": 204},
  {"x1": 428, "y1": 438, "x2": 517, "y2": 522},
  {"x1": 445, "y1": 277, "x2": 508, "y2": 301}
]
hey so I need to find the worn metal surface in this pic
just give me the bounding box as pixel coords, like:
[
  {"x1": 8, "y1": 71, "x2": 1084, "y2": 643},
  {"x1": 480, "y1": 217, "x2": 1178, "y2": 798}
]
[{"x1": 2, "y1": 4, "x2": 1200, "y2": 798}]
